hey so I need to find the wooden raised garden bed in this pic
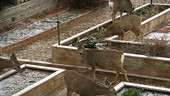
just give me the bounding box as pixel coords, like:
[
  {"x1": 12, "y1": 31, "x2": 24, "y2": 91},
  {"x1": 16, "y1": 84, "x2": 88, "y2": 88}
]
[
  {"x1": 52, "y1": 3, "x2": 170, "y2": 78},
  {"x1": 0, "y1": 64, "x2": 65, "y2": 96}
]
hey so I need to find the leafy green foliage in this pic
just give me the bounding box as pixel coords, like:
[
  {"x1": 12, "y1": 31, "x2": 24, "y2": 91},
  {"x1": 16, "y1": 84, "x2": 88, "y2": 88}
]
[
  {"x1": 136, "y1": 6, "x2": 151, "y2": 16},
  {"x1": 158, "y1": 7, "x2": 164, "y2": 12},
  {"x1": 121, "y1": 88, "x2": 142, "y2": 96},
  {"x1": 84, "y1": 39, "x2": 96, "y2": 48}
]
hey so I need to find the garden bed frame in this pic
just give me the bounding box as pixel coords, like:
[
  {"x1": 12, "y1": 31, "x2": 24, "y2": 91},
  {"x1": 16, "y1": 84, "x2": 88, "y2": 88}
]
[
  {"x1": 52, "y1": 3, "x2": 170, "y2": 78},
  {"x1": 114, "y1": 82, "x2": 170, "y2": 95},
  {"x1": 0, "y1": 64, "x2": 65, "y2": 96},
  {"x1": 0, "y1": 9, "x2": 91, "y2": 55}
]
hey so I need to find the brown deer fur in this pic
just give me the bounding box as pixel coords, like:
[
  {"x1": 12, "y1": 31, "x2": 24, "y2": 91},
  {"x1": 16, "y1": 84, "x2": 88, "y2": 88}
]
[
  {"x1": 108, "y1": 0, "x2": 134, "y2": 21},
  {"x1": 0, "y1": 53, "x2": 21, "y2": 72},
  {"x1": 97, "y1": 15, "x2": 144, "y2": 41},
  {"x1": 77, "y1": 41, "x2": 129, "y2": 84},
  {"x1": 64, "y1": 70, "x2": 116, "y2": 96}
]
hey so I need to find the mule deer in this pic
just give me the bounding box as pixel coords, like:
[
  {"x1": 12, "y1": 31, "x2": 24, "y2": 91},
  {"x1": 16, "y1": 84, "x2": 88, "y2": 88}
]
[
  {"x1": 77, "y1": 41, "x2": 129, "y2": 84},
  {"x1": 108, "y1": 0, "x2": 134, "y2": 21},
  {"x1": 0, "y1": 53, "x2": 22, "y2": 72},
  {"x1": 97, "y1": 15, "x2": 144, "y2": 42},
  {"x1": 65, "y1": 70, "x2": 116, "y2": 96}
]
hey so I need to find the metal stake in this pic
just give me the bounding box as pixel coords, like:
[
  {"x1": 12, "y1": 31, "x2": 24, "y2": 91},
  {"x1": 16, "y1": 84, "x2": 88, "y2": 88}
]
[
  {"x1": 57, "y1": 21, "x2": 60, "y2": 45},
  {"x1": 151, "y1": 0, "x2": 153, "y2": 4}
]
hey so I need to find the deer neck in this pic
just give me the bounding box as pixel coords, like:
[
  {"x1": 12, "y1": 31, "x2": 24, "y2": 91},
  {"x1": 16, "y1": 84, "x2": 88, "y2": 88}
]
[
  {"x1": 105, "y1": 29, "x2": 114, "y2": 37},
  {"x1": 80, "y1": 48, "x2": 88, "y2": 59},
  {"x1": 94, "y1": 85, "x2": 110, "y2": 95}
]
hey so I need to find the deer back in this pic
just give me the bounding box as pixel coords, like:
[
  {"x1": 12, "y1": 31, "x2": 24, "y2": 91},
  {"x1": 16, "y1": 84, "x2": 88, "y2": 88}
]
[
  {"x1": 64, "y1": 70, "x2": 116, "y2": 96},
  {"x1": 109, "y1": 0, "x2": 133, "y2": 12},
  {"x1": 119, "y1": 0, "x2": 133, "y2": 12},
  {"x1": 64, "y1": 70, "x2": 94, "y2": 94},
  {"x1": 85, "y1": 49, "x2": 124, "y2": 68},
  {"x1": 120, "y1": 15, "x2": 141, "y2": 28},
  {"x1": 96, "y1": 24, "x2": 122, "y2": 41}
]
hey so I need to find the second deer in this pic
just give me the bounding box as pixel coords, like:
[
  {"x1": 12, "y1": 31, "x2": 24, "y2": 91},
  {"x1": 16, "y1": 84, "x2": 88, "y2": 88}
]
[
  {"x1": 97, "y1": 15, "x2": 144, "y2": 42},
  {"x1": 77, "y1": 41, "x2": 129, "y2": 84},
  {"x1": 65, "y1": 70, "x2": 116, "y2": 96},
  {"x1": 108, "y1": 0, "x2": 134, "y2": 21},
  {"x1": 0, "y1": 53, "x2": 22, "y2": 72}
]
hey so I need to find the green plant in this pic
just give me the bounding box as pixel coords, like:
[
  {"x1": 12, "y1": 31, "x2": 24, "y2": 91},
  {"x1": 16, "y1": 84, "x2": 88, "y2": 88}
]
[
  {"x1": 121, "y1": 88, "x2": 142, "y2": 96},
  {"x1": 158, "y1": 7, "x2": 164, "y2": 12},
  {"x1": 136, "y1": 6, "x2": 151, "y2": 16},
  {"x1": 84, "y1": 39, "x2": 96, "y2": 48}
]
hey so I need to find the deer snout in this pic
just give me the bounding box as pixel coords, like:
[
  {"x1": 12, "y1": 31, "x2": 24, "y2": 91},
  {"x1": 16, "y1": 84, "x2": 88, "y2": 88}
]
[
  {"x1": 79, "y1": 52, "x2": 83, "y2": 55},
  {"x1": 78, "y1": 49, "x2": 84, "y2": 55}
]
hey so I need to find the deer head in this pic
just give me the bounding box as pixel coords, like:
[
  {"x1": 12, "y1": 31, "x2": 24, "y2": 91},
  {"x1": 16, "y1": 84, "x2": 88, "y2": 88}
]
[
  {"x1": 77, "y1": 41, "x2": 85, "y2": 55},
  {"x1": 10, "y1": 53, "x2": 22, "y2": 72},
  {"x1": 96, "y1": 27, "x2": 107, "y2": 41}
]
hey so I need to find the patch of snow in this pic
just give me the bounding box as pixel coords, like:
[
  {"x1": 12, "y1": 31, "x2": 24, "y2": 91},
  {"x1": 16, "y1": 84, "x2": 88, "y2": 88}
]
[{"x1": 144, "y1": 32, "x2": 170, "y2": 40}]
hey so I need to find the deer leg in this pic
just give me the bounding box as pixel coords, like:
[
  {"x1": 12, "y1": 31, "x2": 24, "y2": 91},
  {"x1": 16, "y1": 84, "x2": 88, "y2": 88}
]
[
  {"x1": 118, "y1": 35, "x2": 121, "y2": 40},
  {"x1": 118, "y1": 30, "x2": 125, "y2": 40},
  {"x1": 135, "y1": 35, "x2": 139, "y2": 42},
  {"x1": 0, "y1": 69, "x2": 3, "y2": 72},
  {"x1": 134, "y1": 29, "x2": 144, "y2": 42},
  {"x1": 139, "y1": 29, "x2": 144, "y2": 42},
  {"x1": 121, "y1": 67, "x2": 129, "y2": 82},
  {"x1": 120, "y1": 11, "x2": 123, "y2": 19},
  {"x1": 67, "y1": 88, "x2": 72, "y2": 96},
  {"x1": 131, "y1": 28, "x2": 144, "y2": 42},
  {"x1": 91, "y1": 66, "x2": 96, "y2": 81},
  {"x1": 111, "y1": 71, "x2": 120, "y2": 84},
  {"x1": 68, "y1": 91, "x2": 72, "y2": 96},
  {"x1": 111, "y1": 13, "x2": 115, "y2": 22},
  {"x1": 120, "y1": 33, "x2": 124, "y2": 40}
]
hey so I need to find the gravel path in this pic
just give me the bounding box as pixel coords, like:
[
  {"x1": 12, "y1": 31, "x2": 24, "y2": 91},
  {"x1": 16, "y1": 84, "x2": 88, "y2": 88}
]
[{"x1": 2, "y1": 0, "x2": 169, "y2": 61}]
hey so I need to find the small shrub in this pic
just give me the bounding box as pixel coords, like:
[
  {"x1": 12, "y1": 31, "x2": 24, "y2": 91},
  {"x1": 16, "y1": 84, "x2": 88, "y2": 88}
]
[
  {"x1": 158, "y1": 7, "x2": 164, "y2": 11},
  {"x1": 84, "y1": 39, "x2": 96, "y2": 48},
  {"x1": 136, "y1": 6, "x2": 151, "y2": 16},
  {"x1": 120, "y1": 44, "x2": 146, "y2": 54},
  {"x1": 121, "y1": 88, "x2": 142, "y2": 96},
  {"x1": 143, "y1": 36, "x2": 170, "y2": 57}
]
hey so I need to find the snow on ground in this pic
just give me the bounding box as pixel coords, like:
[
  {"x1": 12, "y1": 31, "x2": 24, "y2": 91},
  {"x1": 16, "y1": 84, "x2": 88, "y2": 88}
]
[{"x1": 144, "y1": 32, "x2": 170, "y2": 40}]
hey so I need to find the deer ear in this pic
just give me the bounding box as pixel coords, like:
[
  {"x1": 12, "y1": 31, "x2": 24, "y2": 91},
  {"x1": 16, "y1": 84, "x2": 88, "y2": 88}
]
[
  {"x1": 99, "y1": 27, "x2": 104, "y2": 33},
  {"x1": 10, "y1": 53, "x2": 16, "y2": 60},
  {"x1": 104, "y1": 28, "x2": 107, "y2": 31},
  {"x1": 10, "y1": 53, "x2": 19, "y2": 66},
  {"x1": 11, "y1": 53, "x2": 15, "y2": 57},
  {"x1": 97, "y1": 27, "x2": 100, "y2": 32},
  {"x1": 77, "y1": 41, "x2": 84, "y2": 47}
]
